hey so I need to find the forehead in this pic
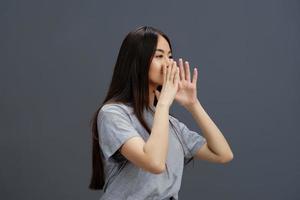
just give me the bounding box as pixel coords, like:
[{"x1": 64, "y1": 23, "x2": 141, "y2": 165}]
[{"x1": 156, "y1": 35, "x2": 171, "y2": 53}]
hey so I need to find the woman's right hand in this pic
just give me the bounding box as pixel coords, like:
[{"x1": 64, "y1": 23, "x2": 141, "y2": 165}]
[{"x1": 155, "y1": 59, "x2": 180, "y2": 108}]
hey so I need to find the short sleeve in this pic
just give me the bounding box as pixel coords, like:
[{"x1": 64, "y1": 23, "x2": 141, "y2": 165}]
[
  {"x1": 170, "y1": 116, "x2": 207, "y2": 165},
  {"x1": 97, "y1": 107, "x2": 142, "y2": 162}
]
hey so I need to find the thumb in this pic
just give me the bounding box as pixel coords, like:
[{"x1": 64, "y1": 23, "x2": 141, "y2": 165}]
[{"x1": 154, "y1": 89, "x2": 161, "y2": 99}]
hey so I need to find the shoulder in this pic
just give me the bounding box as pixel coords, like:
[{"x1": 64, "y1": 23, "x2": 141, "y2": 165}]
[
  {"x1": 99, "y1": 103, "x2": 133, "y2": 119},
  {"x1": 169, "y1": 114, "x2": 180, "y2": 125}
]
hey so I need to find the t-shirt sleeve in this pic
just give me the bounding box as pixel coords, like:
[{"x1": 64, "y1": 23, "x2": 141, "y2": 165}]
[
  {"x1": 171, "y1": 116, "x2": 207, "y2": 165},
  {"x1": 97, "y1": 107, "x2": 142, "y2": 162}
]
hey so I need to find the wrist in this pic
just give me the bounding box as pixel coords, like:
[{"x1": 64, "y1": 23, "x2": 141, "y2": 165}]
[
  {"x1": 156, "y1": 102, "x2": 171, "y2": 109},
  {"x1": 185, "y1": 99, "x2": 201, "y2": 111}
]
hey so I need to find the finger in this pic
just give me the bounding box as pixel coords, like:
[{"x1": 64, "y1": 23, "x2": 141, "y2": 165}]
[
  {"x1": 154, "y1": 89, "x2": 161, "y2": 99},
  {"x1": 192, "y1": 67, "x2": 198, "y2": 86},
  {"x1": 174, "y1": 67, "x2": 180, "y2": 85},
  {"x1": 179, "y1": 58, "x2": 184, "y2": 81},
  {"x1": 166, "y1": 59, "x2": 172, "y2": 82},
  {"x1": 163, "y1": 65, "x2": 167, "y2": 85},
  {"x1": 185, "y1": 61, "x2": 191, "y2": 82},
  {"x1": 169, "y1": 60, "x2": 175, "y2": 81},
  {"x1": 171, "y1": 61, "x2": 177, "y2": 82}
]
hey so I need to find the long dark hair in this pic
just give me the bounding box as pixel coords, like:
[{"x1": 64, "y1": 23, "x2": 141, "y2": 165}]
[{"x1": 89, "y1": 26, "x2": 173, "y2": 190}]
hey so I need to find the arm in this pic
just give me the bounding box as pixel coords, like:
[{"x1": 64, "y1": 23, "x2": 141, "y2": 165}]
[
  {"x1": 186, "y1": 100, "x2": 234, "y2": 163},
  {"x1": 120, "y1": 103, "x2": 170, "y2": 173},
  {"x1": 143, "y1": 103, "x2": 170, "y2": 171}
]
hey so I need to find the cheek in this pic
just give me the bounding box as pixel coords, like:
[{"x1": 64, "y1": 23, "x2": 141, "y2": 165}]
[
  {"x1": 149, "y1": 61, "x2": 162, "y2": 75},
  {"x1": 149, "y1": 66, "x2": 163, "y2": 83},
  {"x1": 154, "y1": 66, "x2": 163, "y2": 76}
]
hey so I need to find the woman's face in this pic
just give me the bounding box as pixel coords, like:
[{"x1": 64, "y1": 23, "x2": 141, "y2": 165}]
[{"x1": 148, "y1": 35, "x2": 173, "y2": 87}]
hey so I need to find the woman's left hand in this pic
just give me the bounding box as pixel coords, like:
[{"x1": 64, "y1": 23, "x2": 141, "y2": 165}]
[{"x1": 174, "y1": 58, "x2": 200, "y2": 108}]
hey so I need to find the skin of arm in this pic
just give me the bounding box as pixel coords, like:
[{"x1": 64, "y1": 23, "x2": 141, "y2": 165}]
[
  {"x1": 186, "y1": 100, "x2": 234, "y2": 163},
  {"x1": 143, "y1": 103, "x2": 170, "y2": 172}
]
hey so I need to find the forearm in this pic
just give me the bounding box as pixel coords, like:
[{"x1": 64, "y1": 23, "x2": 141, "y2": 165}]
[
  {"x1": 143, "y1": 103, "x2": 170, "y2": 170},
  {"x1": 186, "y1": 100, "x2": 233, "y2": 159}
]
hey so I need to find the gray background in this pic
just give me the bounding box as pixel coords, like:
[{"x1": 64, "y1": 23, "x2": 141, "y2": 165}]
[{"x1": 1, "y1": 0, "x2": 299, "y2": 199}]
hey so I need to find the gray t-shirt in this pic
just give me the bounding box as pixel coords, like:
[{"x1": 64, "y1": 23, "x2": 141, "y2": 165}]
[{"x1": 97, "y1": 103, "x2": 207, "y2": 200}]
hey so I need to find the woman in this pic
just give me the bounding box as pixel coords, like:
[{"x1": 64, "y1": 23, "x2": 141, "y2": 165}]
[{"x1": 89, "y1": 26, "x2": 234, "y2": 200}]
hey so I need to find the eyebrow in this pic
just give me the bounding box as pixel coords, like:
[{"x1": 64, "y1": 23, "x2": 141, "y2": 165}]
[{"x1": 155, "y1": 49, "x2": 172, "y2": 54}]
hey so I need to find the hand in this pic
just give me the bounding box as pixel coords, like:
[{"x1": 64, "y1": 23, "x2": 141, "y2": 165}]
[
  {"x1": 155, "y1": 59, "x2": 180, "y2": 108},
  {"x1": 175, "y1": 58, "x2": 199, "y2": 108}
]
